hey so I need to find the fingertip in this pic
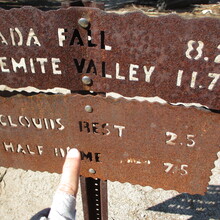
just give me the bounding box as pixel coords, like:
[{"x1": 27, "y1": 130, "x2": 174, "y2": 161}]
[
  {"x1": 58, "y1": 148, "x2": 81, "y2": 196},
  {"x1": 67, "y1": 148, "x2": 81, "y2": 159}
]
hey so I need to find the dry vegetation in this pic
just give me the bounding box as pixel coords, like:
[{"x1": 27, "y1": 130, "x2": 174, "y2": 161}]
[{"x1": 109, "y1": 3, "x2": 220, "y2": 18}]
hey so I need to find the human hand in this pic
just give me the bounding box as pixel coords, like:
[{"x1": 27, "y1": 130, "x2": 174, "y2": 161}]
[
  {"x1": 31, "y1": 148, "x2": 81, "y2": 220},
  {"x1": 57, "y1": 148, "x2": 81, "y2": 197}
]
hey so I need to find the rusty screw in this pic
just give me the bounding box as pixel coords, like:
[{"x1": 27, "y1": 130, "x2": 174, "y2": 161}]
[
  {"x1": 78, "y1": 18, "x2": 89, "y2": 28},
  {"x1": 82, "y1": 76, "x2": 92, "y2": 85},
  {"x1": 85, "y1": 105, "x2": 93, "y2": 113},
  {"x1": 89, "y1": 168, "x2": 96, "y2": 174}
]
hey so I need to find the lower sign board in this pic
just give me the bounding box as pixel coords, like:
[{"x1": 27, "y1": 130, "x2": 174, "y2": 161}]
[{"x1": 0, "y1": 94, "x2": 219, "y2": 194}]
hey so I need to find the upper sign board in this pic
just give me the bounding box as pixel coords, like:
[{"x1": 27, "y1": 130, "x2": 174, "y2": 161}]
[
  {"x1": 0, "y1": 7, "x2": 219, "y2": 109},
  {"x1": 0, "y1": 94, "x2": 219, "y2": 194}
]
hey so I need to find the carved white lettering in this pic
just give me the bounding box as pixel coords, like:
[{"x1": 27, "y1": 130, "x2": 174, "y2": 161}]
[
  {"x1": 116, "y1": 63, "x2": 125, "y2": 80},
  {"x1": 32, "y1": 118, "x2": 43, "y2": 129},
  {"x1": 144, "y1": 66, "x2": 155, "y2": 83},
  {"x1": 120, "y1": 158, "x2": 151, "y2": 165},
  {"x1": 7, "y1": 116, "x2": 17, "y2": 127},
  {"x1": 3, "y1": 142, "x2": 14, "y2": 152},
  {"x1": 129, "y1": 64, "x2": 139, "y2": 81},
  {"x1": 3, "y1": 142, "x2": 44, "y2": 155},
  {"x1": 36, "y1": 58, "x2": 48, "y2": 73},
  {"x1": 176, "y1": 70, "x2": 183, "y2": 87},
  {"x1": 105, "y1": 45, "x2": 112, "y2": 51},
  {"x1": 0, "y1": 32, "x2": 8, "y2": 45},
  {"x1": 56, "y1": 118, "x2": 65, "y2": 131},
  {"x1": 26, "y1": 28, "x2": 41, "y2": 46},
  {"x1": 0, "y1": 57, "x2": 62, "y2": 74},
  {"x1": 54, "y1": 147, "x2": 68, "y2": 157},
  {"x1": 37, "y1": 145, "x2": 43, "y2": 155},
  {"x1": 214, "y1": 44, "x2": 220, "y2": 63},
  {"x1": 208, "y1": 73, "x2": 220, "y2": 90},
  {"x1": 17, "y1": 144, "x2": 27, "y2": 154},
  {"x1": 58, "y1": 28, "x2": 66, "y2": 46},
  {"x1": 26, "y1": 145, "x2": 35, "y2": 155},
  {"x1": 44, "y1": 118, "x2": 49, "y2": 129},
  {"x1": 51, "y1": 58, "x2": 62, "y2": 75},
  {"x1": 60, "y1": 148, "x2": 66, "y2": 157},
  {"x1": 10, "y1": 28, "x2": 23, "y2": 46},
  {"x1": 1, "y1": 114, "x2": 64, "y2": 131},
  {"x1": 166, "y1": 132, "x2": 177, "y2": 146},
  {"x1": 165, "y1": 131, "x2": 196, "y2": 147},
  {"x1": 105, "y1": 73, "x2": 112, "y2": 79},
  {"x1": 113, "y1": 125, "x2": 125, "y2": 137},
  {"x1": 18, "y1": 116, "x2": 31, "y2": 128},
  {"x1": 186, "y1": 135, "x2": 196, "y2": 147},
  {"x1": 54, "y1": 148, "x2": 59, "y2": 157},
  {"x1": 0, "y1": 57, "x2": 10, "y2": 72},
  {"x1": 190, "y1": 71, "x2": 198, "y2": 89},
  {"x1": 185, "y1": 40, "x2": 204, "y2": 60},
  {"x1": 30, "y1": 58, "x2": 35, "y2": 73},
  {"x1": 180, "y1": 164, "x2": 188, "y2": 175},
  {"x1": 50, "y1": 119, "x2": 55, "y2": 129},
  {"x1": 0, "y1": 115, "x2": 7, "y2": 126},
  {"x1": 11, "y1": 57, "x2": 27, "y2": 73},
  {"x1": 0, "y1": 28, "x2": 41, "y2": 46}
]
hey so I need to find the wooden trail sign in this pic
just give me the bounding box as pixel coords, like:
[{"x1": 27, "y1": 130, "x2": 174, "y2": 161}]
[
  {"x1": 0, "y1": 94, "x2": 219, "y2": 194},
  {"x1": 0, "y1": 7, "x2": 219, "y2": 109}
]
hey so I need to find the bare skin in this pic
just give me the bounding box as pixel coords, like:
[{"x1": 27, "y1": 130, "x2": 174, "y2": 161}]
[{"x1": 57, "y1": 148, "x2": 81, "y2": 197}]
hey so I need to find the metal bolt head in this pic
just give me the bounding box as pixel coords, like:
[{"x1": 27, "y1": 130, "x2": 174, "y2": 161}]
[
  {"x1": 82, "y1": 76, "x2": 92, "y2": 85},
  {"x1": 89, "y1": 168, "x2": 96, "y2": 174},
  {"x1": 78, "y1": 18, "x2": 89, "y2": 28},
  {"x1": 85, "y1": 105, "x2": 93, "y2": 113}
]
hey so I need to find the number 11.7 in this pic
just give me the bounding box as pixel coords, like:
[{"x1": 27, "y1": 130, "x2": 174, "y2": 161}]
[{"x1": 176, "y1": 70, "x2": 219, "y2": 91}]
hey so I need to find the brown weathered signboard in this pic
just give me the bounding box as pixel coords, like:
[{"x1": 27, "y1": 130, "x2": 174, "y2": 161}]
[
  {"x1": 0, "y1": 94, "x2": 219, "y2": 194},
  {"x1": 0, "y1": 7, "x2": 219, "y2": 109}
]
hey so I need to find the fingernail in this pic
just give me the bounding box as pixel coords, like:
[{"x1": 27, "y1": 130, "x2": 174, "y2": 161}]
[{"x1": 67, "y1": 148, "x2": 80, "y2": 158}]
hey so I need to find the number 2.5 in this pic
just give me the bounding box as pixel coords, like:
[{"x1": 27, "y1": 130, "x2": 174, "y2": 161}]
[{"x1": 165, "y1": 132, "x2": 195, "y2": 147}]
